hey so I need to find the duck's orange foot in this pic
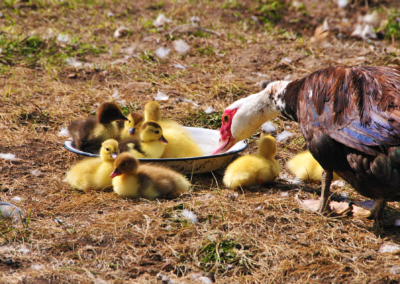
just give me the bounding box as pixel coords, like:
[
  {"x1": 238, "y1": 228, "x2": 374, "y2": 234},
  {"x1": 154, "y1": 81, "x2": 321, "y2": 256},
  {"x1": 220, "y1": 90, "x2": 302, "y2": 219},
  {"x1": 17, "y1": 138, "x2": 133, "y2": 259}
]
[{"x1": 257, "y1": 179, "x2": 263, "y2": 185}]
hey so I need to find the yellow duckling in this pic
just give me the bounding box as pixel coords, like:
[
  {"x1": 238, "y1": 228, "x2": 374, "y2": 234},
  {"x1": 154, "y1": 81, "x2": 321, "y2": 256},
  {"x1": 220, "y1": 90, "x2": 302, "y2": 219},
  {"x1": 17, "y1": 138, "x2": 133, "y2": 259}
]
[
  {"x1": 119, "y1": 138, "x2": 146, "y2": 158},
  {"x1": 223, "y1": 135, "x2": 280, "y2": 188},
  {"x1": 144, "y1": 101, "x2": 204, "y2": 158},
  {"x1": 286, "y1": 151, "x2": 340, "y2": 182},
  {"x1": 119, "y1": 112, "x2": 144, "y2": 141},
  {"x1": 161, "y1": 128, "x2": 205, "y2": 158},
  {"x1": 140, "y1": 121, "x2": 168, "y2": 158},
  {"x1": 68, "y1": 102, "x2": 128, "y2": 152},
  {"x1": 64, "y1": 139, "x2": 119, "y2": 191},
  {"x1": 111, "y1": 153, "x2": 191, "y2": 199},
  {"x1": 144, "y1": 101, "x2": 193, "y2": 137}
]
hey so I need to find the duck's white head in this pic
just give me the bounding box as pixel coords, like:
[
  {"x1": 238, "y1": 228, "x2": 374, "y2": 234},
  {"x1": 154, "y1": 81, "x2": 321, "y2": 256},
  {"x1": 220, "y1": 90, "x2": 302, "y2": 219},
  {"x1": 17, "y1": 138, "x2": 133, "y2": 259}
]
[{"x1": 211, "y1": 80, "x2": 290, "y2": 155}]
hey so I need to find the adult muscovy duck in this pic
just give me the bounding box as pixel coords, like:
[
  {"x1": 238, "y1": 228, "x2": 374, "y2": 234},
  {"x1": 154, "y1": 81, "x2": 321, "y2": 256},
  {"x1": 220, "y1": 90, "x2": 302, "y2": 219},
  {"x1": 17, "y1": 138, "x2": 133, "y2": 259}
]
[{"x1": 212, "y1": 66, "x2": 400, "y2": 220}]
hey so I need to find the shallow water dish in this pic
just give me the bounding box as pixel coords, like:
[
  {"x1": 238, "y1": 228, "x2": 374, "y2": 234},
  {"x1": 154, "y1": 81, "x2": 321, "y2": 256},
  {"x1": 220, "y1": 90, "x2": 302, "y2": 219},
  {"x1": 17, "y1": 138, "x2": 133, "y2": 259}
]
[{"x1": 64, "y1": 127, "x2": 248, "y2": 174}]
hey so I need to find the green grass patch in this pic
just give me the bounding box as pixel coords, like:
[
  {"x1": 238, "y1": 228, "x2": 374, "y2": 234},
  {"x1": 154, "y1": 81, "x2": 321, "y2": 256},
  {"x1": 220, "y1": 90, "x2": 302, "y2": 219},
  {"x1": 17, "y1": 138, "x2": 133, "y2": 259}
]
[
  {"x1": 201, "y1": 239, "x2": 237, "y2": 264},
  {"x1": 385, "y1": 9, "x2": 400, "y2": 40},
  {"x1": 183, "y1": 110, "x2": 223, "y2": 129},
  {"x1": 0, "y1": 34, "x2": 107, "y2": 69}
]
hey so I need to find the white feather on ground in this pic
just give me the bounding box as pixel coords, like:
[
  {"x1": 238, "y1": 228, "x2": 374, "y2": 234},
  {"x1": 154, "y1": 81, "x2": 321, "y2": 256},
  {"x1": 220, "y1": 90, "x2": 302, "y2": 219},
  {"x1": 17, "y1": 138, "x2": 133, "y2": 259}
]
[
  {"x1": 0, "y1": 202, "x2": 23, "y2": 223},
  {"x1": 57, "y1": 33, "x2": 70, "y2": 43},
  {"x1": 172, "y1": 63, "x2": 185, "y2": 69},
  {"x1": 19, "y1": 247, "x2": 30, "y2": 255},
  {"x1": 276, "y1": 131, "x2": 293, "y2": 142},
  {"x1": 351, "y1": 24, "x2": 363, "y2": 38},
  {"x1": 112, "y1": 89, "x2": 120, "y2": 99},
  {"x1": 361, "y1": 24, "x2": 377, "y2": 40},
  {"x1": 11, "y1": 196, "x2": 23, "y2": 203},
  {"x1": 363, "y1": 11, "x2": 380, "y2": 26},
  {"x1": 195, "y1": 277, "x2": 213, "y2": 284},
  {"x1": 390, "y1": 266, "x2": 400, "y2": 275},
  {"x1": 30, "y1": 169, "x2": 43, "y2": 177},
  {"x1": 65, "y1": 57, "x2": 82, "y2": 68},
  {"x1": 114, "y1": 27, "x2": 129, "y2": 38},
  {"x1": 190, "y1": 16, "x2": 200, "y2": 24},
  {"x1": 261, "y1": 121, "x2": 276, "y2": 132},
  {"x1": 153, "y1": 14, "x2": 172, "y2": 27},
  {"x1": 173, "y1": 39, "x2": 190, "y2": 55},
  {"x1": 181, "y1": 209, "x2": 198, "y2": 224},
  {"x1": 154, "y1": 91, "x2": 169, "y2": 101},
  {"x1": 155, "y1": 47, "x2": 170, "y2": 58},
  {"x1": 337, "y1": 0, "x2": 350, "y2": 8},
  {"x1": 379, "y1": 243, "x2": 400, "y2": 253},
  {"x1": 58, "y1": 127, "x2": 70, "y2": 137},
  {"x1": 31, "y1": 264, "x2": 44, "y2": 271},
  {"x1": 0, "y1": 153, "x2": 17, "y2": 161},
  {"x1": 205, "y1": 106, "x2": 215, "y2": 114}
]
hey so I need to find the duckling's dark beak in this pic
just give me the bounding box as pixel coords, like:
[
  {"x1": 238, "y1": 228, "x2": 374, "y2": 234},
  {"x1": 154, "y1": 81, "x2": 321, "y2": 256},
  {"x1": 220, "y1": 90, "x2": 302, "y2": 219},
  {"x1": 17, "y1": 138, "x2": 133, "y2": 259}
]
[
  {"x1": 110, "y1": 168, "x2": 122, "y2": 178},
  {"x1": 158, "y1": 135, "x2": 168, "y2": 145},
  {"x1": 111, "y1": 152, "x2": 118, "y2": 159},
  {"x1": 119, "y1": 114, "x2": 128, "y2": 121},
  {"x1": 128, "y1": 127, "x2": 135, "y2": 135}
]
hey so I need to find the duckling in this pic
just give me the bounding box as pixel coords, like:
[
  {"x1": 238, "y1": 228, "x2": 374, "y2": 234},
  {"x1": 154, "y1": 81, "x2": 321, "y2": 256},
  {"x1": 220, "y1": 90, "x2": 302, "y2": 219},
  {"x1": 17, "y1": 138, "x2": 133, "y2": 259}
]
[
  {"x1": 223, "y1": 135, "x2": 280, "y2": 188},
  {"x1": 111, "y1": 153, "x2": 190, "y2": 199},
  {"x1": 144, "y1": 101, "x2": 193, "y2": 137},
  {"x1": 140, "y1": 121, "x2": 168, "y2": 158},
  {"x1": 144, "y1": 101, "x2": 204, "y2": 158},
  {"x1": 161, "y1": 127, "x2": 205, "y2": 158},
  {"x1": 119, "y1": 112, "x2": 144, "y2": 141},
  {"x1": 68, "y1": 102, "x2": 128, "y2": 152},
  {"x1": 64, "y1": 139, "x2": 119, "y2": 191},
  {"x1": 286, "y1": 151, "x2": 340, "y2": 182},
  {"x1": 119, "y1": 137, "x2": 146, "y2": 158}
]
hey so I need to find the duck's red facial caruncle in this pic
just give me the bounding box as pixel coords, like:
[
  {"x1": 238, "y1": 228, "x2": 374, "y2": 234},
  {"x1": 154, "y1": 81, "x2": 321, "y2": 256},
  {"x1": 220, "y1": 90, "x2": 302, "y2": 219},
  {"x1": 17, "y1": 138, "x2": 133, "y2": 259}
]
[{"x1": 211, "y1": 108, "x2": 238, "y2": 155}]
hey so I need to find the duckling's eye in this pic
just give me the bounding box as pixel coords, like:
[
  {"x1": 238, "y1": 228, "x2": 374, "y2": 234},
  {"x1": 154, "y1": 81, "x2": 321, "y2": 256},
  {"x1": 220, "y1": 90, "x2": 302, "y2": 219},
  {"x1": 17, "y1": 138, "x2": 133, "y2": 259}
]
[
  {"x1": 128, "y1": 120, "x2": 131, "y2": 123},
  {"x1": 122, "y1": 162, "x2": 127, "y2": 166},
  {"x1": 155, "y1": 130, "x2": 160, "y2": 134},
  {"x1": 105, "y1": 148, "x2": 110, "y2": 151},
  {"x1": 223, "y1": 115, "x2": 229, "y2": 123}
]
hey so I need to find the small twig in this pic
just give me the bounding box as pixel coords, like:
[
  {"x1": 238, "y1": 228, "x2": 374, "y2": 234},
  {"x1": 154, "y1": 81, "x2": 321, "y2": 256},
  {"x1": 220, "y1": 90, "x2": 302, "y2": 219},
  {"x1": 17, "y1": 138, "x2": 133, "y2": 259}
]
[
  {"x1": 281, "y1": 62, "x2": 312, "y2": 73},
  {"x1": 33, "y1": 39, "x2": 46, "y2": 57},
  {"x1": 169, "y1": 25, "x2": 221, "y2": 39},
  {"x1": 19, "y1": 36, "x2": 30, "y2": 44}
]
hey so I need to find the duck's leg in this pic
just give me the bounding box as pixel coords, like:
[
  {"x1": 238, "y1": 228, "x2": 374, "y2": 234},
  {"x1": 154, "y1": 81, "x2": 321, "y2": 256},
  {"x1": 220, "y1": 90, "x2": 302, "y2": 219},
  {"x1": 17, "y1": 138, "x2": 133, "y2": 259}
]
[
  {"x1": 367, "y1": 199, "x2": 386, "y2": 221},
  {"x1": 317, "y1": 170, "x2": 333, "y2": 214}
]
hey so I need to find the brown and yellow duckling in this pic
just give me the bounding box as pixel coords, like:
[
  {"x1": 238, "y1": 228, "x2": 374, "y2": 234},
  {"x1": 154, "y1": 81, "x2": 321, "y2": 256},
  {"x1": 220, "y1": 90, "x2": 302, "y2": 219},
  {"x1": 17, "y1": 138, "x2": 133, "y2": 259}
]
[
  {"x1": 110, "y1": 153, "x2": 190, "y2": 199},
  {"x1": 119, "y1": 137, "x2": 146, "y2": 158},
  {"x1": 68, "y1": 102, "x2": 127, "y2": 152},
  {"x1": 119, "y1": 112, "x2": 144, "y2": 141}
]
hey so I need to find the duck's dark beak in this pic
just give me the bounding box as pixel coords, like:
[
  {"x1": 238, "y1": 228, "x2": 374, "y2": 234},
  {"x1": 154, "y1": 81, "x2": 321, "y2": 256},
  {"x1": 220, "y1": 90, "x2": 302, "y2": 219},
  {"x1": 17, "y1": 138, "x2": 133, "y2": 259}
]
[
  {"x1": 158, "y1": 135, "x2": 168, "y2": 145},
  {"x1": 110, "y1": 168, "x2": 122, "y2": 178},
  {"x1": 119, "y1": 114, "x2": 128, "y2": 121},
  {"x1": 111, "y1": 152, "x2": 118, "y2": 159},
  {"x1": 128, "y1": 127, "x2": 135, "y2": 135}
]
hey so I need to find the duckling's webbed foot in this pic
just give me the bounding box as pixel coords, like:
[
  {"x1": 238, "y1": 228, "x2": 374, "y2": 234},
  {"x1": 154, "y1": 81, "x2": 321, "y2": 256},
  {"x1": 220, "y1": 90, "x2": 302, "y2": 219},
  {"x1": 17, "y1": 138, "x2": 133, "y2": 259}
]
[
  {"x1": 367, "y1": 199, "x2": 386, "y2": 221},
  {"x1": 317, "y1": 170, "x2": 333, "y2": 215}
]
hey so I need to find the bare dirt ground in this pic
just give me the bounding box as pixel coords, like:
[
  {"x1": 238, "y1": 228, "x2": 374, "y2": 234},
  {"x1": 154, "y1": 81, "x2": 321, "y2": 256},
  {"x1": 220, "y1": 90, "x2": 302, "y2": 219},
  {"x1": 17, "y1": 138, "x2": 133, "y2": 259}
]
[{"x1": 2, "y1": 0, "x2": 400, "y2": 283}]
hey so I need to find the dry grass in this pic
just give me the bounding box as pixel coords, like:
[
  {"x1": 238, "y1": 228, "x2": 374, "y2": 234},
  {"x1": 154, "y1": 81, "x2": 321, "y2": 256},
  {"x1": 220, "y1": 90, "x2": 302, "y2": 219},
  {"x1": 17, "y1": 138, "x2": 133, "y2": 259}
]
[{"x1": 2, "y1": 0, "x2": 400, "y2": 283}]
